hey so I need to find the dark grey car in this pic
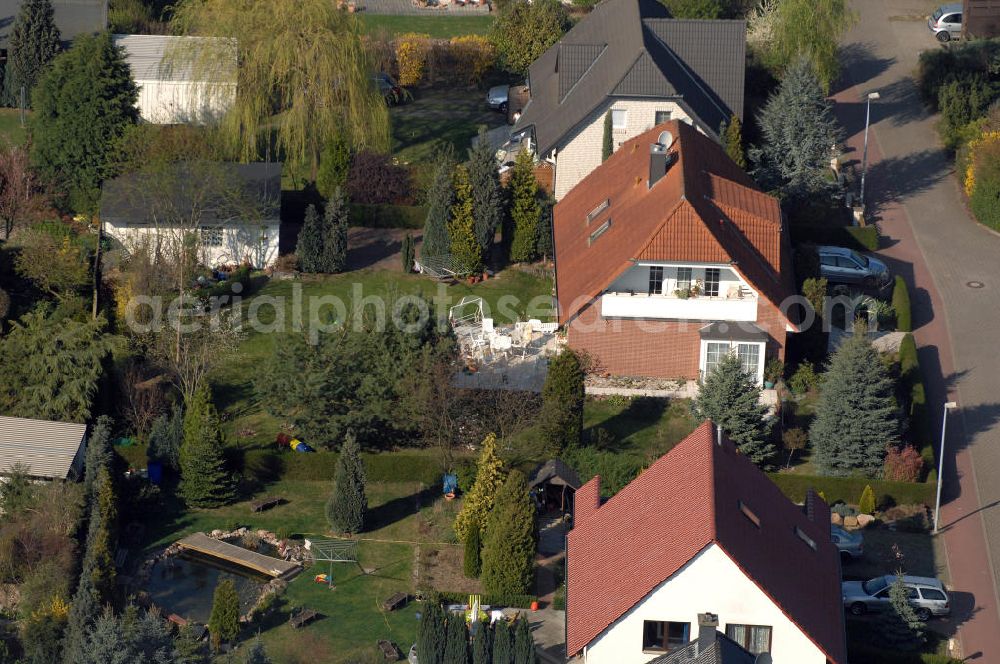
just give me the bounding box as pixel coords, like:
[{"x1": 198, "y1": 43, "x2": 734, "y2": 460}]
[{"x1": 818, "y1": 245, "x2": 891, "y2": 289}]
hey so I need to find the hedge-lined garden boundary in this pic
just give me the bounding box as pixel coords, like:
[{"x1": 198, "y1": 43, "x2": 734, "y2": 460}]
[
  {"x1": 349, "y1": 203, "x2": 426, "y2": 229},
  {"x1": 242, "y1": 449, "x2": 445, "y2": 485},
  {"x1": 768, "y1": 473, "x2": 935, "y2": 507}
]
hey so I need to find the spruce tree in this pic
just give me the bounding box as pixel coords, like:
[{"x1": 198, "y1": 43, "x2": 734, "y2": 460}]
[
  {"x1": 417, "y1": 601, "x2": 447, "y2": 664},
  {"x1": 401, "y1": 233, "x2": 415, "y2": 273},
  {"x1": 323, "y1": 188, "x2": 349, "y2": 273},
  {"x1": 63, "y1": 571, "x2": 100, "y2": 664},
  {"x1": 422, "y1": 148, "x2": 455, "y2": 259},
  {"x1": 454, "y1": 433, "x2": 506, "y2": 541},
  {"x1": 468, "y1": 129, "x2": 503, "y2": 259},
  {"x1": 693, "y1": 352, "x2": 774, "y2": 466},
  {"x1": 148, "y1": 407, "x2": 183, "y2": 471},
  {"x1": 326, "y1": 432, "x2": 367, "y2": 534},
  {"x1": 316, "y1": 132, "x2": 351, "y2": 200},
  {"x1": 493, "y1": 619, "x2": 513, "y2": 664},
  {"x1": 464, "y1": 521, "x2": 482, "y2": 578},
  {"x1": 443, "y1": 612, "x2": 469, "y2": 664},
  {"x1": 508, "y1": 149, "x2": 540, "y2": 263},
  {"x1": 878, "y1": 576, "x2": 925, "y2": 651},
  {"x1": 83, "y1": 415, "x2": 114, "y2": 499},
  {"x1": 89, "y1": 468, "x2": 118, "y2": 603},
  {"x1": 208, "y1": 579, "x2": 240, "y2": 651},
  {"x1": 513, "y1": 616, "x2": 534, "y2": 664},
  {"x1": 449, "y1": 164, "x2": 482, "y2": 273},
  {"x1": 243, "y1": 637, "x2": 273, "y2": 664},
  {"x1": 601, "y1": 111, "x2": 613, "y2": 162},
  {"x1": 471, "y1": 620, "x2": 491, "y2": 664},
  {"x1": 481, "y1": 471, "x2": 536, "y2": 596},
  {"x1": 5, "y1": 0, "x2": 61, "y2": 108},
  {"x1": 296, "y1": 204, "x2": 325, "y2": 273},
  {"x1": 538, "y1": 349, "x2": 585, "y2": 456},
  {"x1": 179, "y1": 385, "x2": 236, "y2": 507},
  {"x1": 810, "y1": 332, "x2": 898, "y2": 476},
  {"x1": 723, "y1": 115, "x2": 746, "y2": 169}
]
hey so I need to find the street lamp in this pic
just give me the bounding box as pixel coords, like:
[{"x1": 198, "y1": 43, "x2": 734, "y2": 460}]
[
  {"x1": 933, "y1": 401, "x2": 958, "y2": 534},
  {"x1": 858, "y1": 91, "x2": 880, "y2": 216}
]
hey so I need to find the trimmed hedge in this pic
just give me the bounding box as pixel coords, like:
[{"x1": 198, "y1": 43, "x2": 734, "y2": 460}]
[
  {"x1": 433, "y1": 591, "x2": 537, "y2": 609},
  {"x1": 767, "y1": 473, "x2": 935, "y2": 507},
  {"x1": 892, "y1": 276, "x2": 912, "y2": 332},
  {"x1": 791, "y1": 224, "x2": 879, "y2": 252},
  {"x1": 898, "y1": 332, "x2": 935, "y2": 480},
  {"x1": 849, "y1": 644, "x2": 960, "y2": 664},
  {"x1": 349, "y1": 203, "x2": 426, "y2": 229},
  {"x1": 242, "y1": 449, "x2": 443, "y2": 484}
]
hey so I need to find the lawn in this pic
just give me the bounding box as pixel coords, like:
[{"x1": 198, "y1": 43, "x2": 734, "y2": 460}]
[
  {"x1": 0, "y1": 109, "x2": 28, "y2": 145},
  {"x1": 583, "y1": 395, "x2": 698, "y2": 459},
  {"x1": 842, "y1": 527, "x2": 948, "y2": 583},
  {"x1": 391, "y1": 87, "x2": 505, "y2": 165},
  {"x1": 361, "y1": 13, "x2": 494, "y2": 38}
]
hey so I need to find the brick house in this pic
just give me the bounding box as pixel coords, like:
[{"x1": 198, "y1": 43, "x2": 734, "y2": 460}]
[
  {"x1": 566, "y1": 421, "x2": 848, "y2": 664},
  {"x1": 553, "y1": 120, "x2": 797, "y2": 383},
  {"x1": 512, "y1": 0, "x2": 745, "y2": 199}
]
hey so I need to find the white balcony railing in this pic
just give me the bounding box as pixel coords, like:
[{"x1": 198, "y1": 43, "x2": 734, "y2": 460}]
[{"x1": 600, "y1": 290, "x2": 758, "y2": 322}]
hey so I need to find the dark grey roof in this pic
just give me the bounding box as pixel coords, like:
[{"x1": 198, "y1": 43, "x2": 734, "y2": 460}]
[
  {"x1": 528, "y1": 458, "x2": 582, "y2": 490},
  {"x1": 101, "y1": 162, "x2": 282, "y2": 226},
  {"x1": 699, "y1": 321, "x2": 768, "y2": 343},
  {"x1": 515, "y1": 0, "x2": 745, "y2": 156},
  {"x1": 0, "y1": 0, "x2": 107, "y2": 50},
  {"x1": 648, "y1": 632, "x2": 757, "y2": 664}
]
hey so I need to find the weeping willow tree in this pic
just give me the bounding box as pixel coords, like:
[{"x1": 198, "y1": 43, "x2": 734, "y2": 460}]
[{"x1": 170, "y1": 0, "x2": 390, "y2": 176}]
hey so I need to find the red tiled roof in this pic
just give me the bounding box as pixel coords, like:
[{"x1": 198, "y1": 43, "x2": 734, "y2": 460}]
[
  {"x1": 566, "y1": 422, "x2": 847, "y2": 663},
  {"x1": 553, "y1": 121, "x2": 796, "y2": 326}
]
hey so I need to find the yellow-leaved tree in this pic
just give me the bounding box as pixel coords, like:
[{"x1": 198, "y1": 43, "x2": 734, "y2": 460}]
[{"x1": 454, "y1": 433, "x2": 506, "y2": 541}]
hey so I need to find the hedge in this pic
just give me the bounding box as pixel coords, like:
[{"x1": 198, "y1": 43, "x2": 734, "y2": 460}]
[
  {"x1": 767, "y1": 473, "x2": 935, "y2": 507},
  {"x1": 892, "y1": 275, "x2": 912, "y2": 332},
  {"x1": 791, "y1": 224, "x2": 879, "y2": 252},
  {"x1": 849, "y1": 644, "x2": 961, "y2": 664},
  {"x1": 432, "y1": 591, "x2": 537, "y2": 609},
  {"x1": 242, "y1": 449, "x2": 443, "y2": 484},
  {"x1": 898, "y1": 332, "x2": 935, "y2": 480},
  {"x1": 349, "y1": 203, "x2": 426, "y2": 229}
]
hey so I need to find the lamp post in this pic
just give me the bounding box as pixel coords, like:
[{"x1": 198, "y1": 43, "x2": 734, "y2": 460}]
[
  {"x1": 933, "y1": 401, "x2": 958, "y2": 534},
  {"x1": 859, "y1": 91, "x2": 880, "y2": 215}
]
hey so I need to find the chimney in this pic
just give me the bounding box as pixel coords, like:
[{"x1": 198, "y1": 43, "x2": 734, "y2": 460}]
[
  {"x1": 696, "y1": 613, "x2": 718, "y2": 654},
  {"x1": 574, "y1": 476, "x2": 602, "y2": 525},
  {"x1": 649, "y1": 143, "x2": 668, "y2": 188},
  {"x1": 805, "y1": 488, "x2": 830, "y2": 527}
]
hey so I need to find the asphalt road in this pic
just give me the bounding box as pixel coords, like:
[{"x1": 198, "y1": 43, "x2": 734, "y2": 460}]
[{"x1": 834, "y1": 0, "x2": 1000, "y2": 657}]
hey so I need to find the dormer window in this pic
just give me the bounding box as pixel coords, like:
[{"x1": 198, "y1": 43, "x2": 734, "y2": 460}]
[
  {"x1": 588, "y1": 219, "x2": 611, "y2": 245},
  {"x1": 587, "y1": 199, "x2": 610, "y2": 224}
]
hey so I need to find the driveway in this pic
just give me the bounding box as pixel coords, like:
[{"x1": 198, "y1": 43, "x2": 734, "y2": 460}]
[{"x1": 833, "y1": 0, "x2": 1000, "y2": 657}]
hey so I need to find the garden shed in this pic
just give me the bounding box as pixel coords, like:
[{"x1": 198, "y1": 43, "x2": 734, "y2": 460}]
[
  {"x1": 528, "y1": 458, "x2": 580, "y2": 514},
  {"x1": 0, "y1": 416, "x2": 87, "y2": 481}
]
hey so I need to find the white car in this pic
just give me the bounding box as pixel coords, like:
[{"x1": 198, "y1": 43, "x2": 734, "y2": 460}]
[{"x1": 842, "y1": 575, "x2": 950, "y2": 621}]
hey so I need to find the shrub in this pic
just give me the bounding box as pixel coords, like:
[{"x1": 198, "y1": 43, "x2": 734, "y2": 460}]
[
  {"x1": 789, "y1": 361, "x2": 819, "y2": 395},
  {"x1": 564, "y1": 447, "x2": 643, "y2": 497},
  {"x1": 831, "y1": 502, "x2": 857, "y2": 518},
  {"x1": 244, "y1": 450, "x2": 444, "y2": 484},
  {"x1": 449, "y1": 35, "x2": 495, "y2": 85},
  {"x1": 937, "y1": 74, "x2": 997, "y2": 150},
  {"x1": 346, "y1": 151, "x2": 412, "y2": 206},
  {"x1": 892, "y1": 276, "x2": 912, "y2": 332},
  {"x1": 883, "y1": 504, "x2": 931, "y2": 533},
  {"x1": 348, "y1": 203, "x2": 426, "y2": 229},
  {"x1": 396, "y1": 33, "x2": 431, "y2": 86},
  {"x1": 767, "y1": 473, "x2": 935, "y2": 506},
  {"x1": 966, "y1": 130, "x2": 1000, "y2": 230},
  {"x1": 858, "y1": 484, "x2": 875, "y2": 515},
  {"x1": 877, "y1": 493, "x2": 897, "y2": 511},
  {"x1": 884, "y1": 445, "x2": 924, "y2": 483},
  {"x1": 401, "y1": 233, "x2": 415, "y2": 273},
  {"x1": 663, "y1": 0, "x2": 723, "y2": 18},
  {"x1": 552, "y1": 584, "x2": 565, "y2": 610}
]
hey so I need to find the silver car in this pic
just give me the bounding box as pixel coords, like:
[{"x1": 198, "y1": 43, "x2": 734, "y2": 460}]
[
  {"x1": 817, "y1": 245, "x2": 891, "y2": 289},
  {"x1": 842, "y1": 575, "x2": 950, "y2": 621},
  {"x1": 487, "y1": 84, "x2": 509, "y2": 113},
  {"x1": 831, "y1": 524, "x2": 863, "y2": 563},
  {"x1": 929, "y1": 3, "x2": 963, "y2": 42}
]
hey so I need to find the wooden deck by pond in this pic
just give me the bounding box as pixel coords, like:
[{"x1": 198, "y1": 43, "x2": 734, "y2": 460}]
[{"x1": 176, "y1": 533, "x2": 301, "y2": 579}]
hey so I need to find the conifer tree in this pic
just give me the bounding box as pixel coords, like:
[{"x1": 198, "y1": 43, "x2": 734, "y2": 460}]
[
  {"x1": 493, "y1": 619, "x2": 513, "y2": 664},
  {"x1": 89, "y1": 468, "x2": 118, "y2": 603},
  {"x1": 535, "y1": 199, "x2": 553, "y2": 261},
  {"x1": 722, "y1": 115, "x2": 746, "y2": 169},
  {"x1": 464, "y1": 521, "x2": 482, "y2": 578},
  {"x1": 471, "y1": 620, "x2": 491, "y2": 664},
  {"x1": 401, "y1": 233, "x2": 415, "y2": 273},
  {"x1": 418, "y1": 601, "x2": 447, "y2": 664},
  {"x1": 179, "y1": 385, "x2": 236, "y2": 507},
  {"x1": 5, "y1": 0, "x2": 61, "y2": 108},
  {"x1": 508, "y1": 149, "x2": 540, "y2": 263},
  {"x1": 443, "y1": 612, "x2": 469, "y2": 664},
  {"x1": 810, "y1": 332, "x2": 898, "y2": 476},
  {"x1": 538, "y1": 349, "x2": 585, "y2": 456},
  {"x1": 422, "y1": 148, "x2": 455, "y2": 259},
  {"x1": 601, "y1": 111, "x2": 613, "y2": 162},
  {"x1": 208, "y1": 579, "x2": 240, "y2": 651},
  {"x1": 468, "y1": 129, "x2": 503, "y2": 258},
  {"x1": 449, "y1": 164, "x2": 482, "y2": 273},
  {"x1": 323, "y1": 188, "x2": 349, "y2": 273},
  {"x1": 858, "y1": 484, "x2": 876, "y2": 515},
  {"x1": 148, "y1": 407, "x2": 184, "y2": 471},
  {"x1": 244, "y1": 637, "x2": 273, "y2": 664},
  {"x1": 63, "y1": 570, "x2": 100, "y2": 664},
  {"x1": 326, "y1": 432, "x2": 367, "y2": 534},
  {"x1": 481, "y1": 471, "x2": 536, "y2": 596},
  {"x1": 878, "y1": 575, "x2": 925, "y2": 651},
  {"x1": 83, "y1": 415, "x2": 114, "y2": 500},
  {"x1": 296, "y1": 204, "x2": 325, "y2": 273},
  {"x1": 513, "y1": 616, "x2": 534, "y2": 664},
  {"x1": 693, "y1": 352, "x2": 774, "y2": 466},
  {"x1": 454, "y1": 433, "x2": 506, "y2": 541}
]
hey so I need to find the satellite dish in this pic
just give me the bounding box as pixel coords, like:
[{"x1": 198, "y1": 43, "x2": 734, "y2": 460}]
[{"x1": 657, "y1": 130, "x2": 674, "y2": 149}]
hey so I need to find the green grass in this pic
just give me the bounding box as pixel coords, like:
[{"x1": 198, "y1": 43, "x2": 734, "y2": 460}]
[
  {"x1": 391, "y1": 87, "x2": 503, "y2": 165},
  {"x1": 842, "y1": 527, "x2": 948, "y2": 583},
  {"x1": 0, "y1": 109, "x2": 28, "y2": 146},
  {"x1": 360, "y1": 13, "x2": 494, "y2": 39},
  {"x1": 583, "y1": 396, "x2": 698, "y2": 459}
]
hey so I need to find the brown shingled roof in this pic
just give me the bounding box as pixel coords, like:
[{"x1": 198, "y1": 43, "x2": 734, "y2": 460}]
[
  {"x1": 553, "y1": 120, "x2": 795, "y2": 326},
  {"x1": 566, "y1": 421, "x2": 848, "y2": 663}
]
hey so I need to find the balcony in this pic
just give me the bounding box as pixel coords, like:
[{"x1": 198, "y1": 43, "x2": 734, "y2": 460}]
[{"x1": 600, "y1": 290, "x2": 758, "y2": 322}]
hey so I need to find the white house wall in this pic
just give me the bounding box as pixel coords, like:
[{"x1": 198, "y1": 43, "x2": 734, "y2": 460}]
[
  {"x1": 552, "y1": 98, "x2": 698, "y2": 200},
  {"x1": 104, "y1": 219, "x2": 281, "y2": 269},
  {"x1": 135, "y1": 79, "x2": 235, "y2": 125},
  {"x1": 583, "y1": 543, "x2": 827, "y2": 664}
]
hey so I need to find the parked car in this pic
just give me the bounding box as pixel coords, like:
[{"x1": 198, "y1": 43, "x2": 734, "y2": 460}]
[
  {"x1": 817, "y1": 245, "x2": 891, "y2": 289},
  {"x1": 487, "y1": 84, "x2": 509, "y2": 113},
  {"x1": 831, "y1": 524, "x2": 863, "y2": 562},
  {"x1": 842, "y1": 575, "x2": 950, "y2": 621},
  {"x1": 373, "y1": 72, "x2": 406, "y2": 106},
  {"x1": 928, "y1": 3, "x2": 963, "y2": 41}
]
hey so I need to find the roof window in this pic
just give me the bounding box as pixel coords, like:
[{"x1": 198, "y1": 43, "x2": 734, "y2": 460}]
[
  {"x1": 588, "y1": 219, "x2": 611, "y2": 246},
  {"x1": 587, "y1": 199, "x2": 610, "y2": 224},
  {"x1": 795, "y1": 526, "x2": 817, "y2": 550},
  {"x1": 738, "y1": 500, "x2": 760, "y2": 528}
]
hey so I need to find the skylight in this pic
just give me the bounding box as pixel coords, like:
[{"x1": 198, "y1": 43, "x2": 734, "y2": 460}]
[
  {"x1": 738, "y1": 500, "x2": 760, "y2": 528},
  {"x1": 587, "y1": 199, "x2": 610, "y2": 224},
  {"x1": 588, "y1": 219, "x2": 611, "y2": 246}
]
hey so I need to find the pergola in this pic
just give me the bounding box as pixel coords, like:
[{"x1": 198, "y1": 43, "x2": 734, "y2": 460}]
[{"x1": 528, "y1": 458, "x2": 582, "y2": 513}]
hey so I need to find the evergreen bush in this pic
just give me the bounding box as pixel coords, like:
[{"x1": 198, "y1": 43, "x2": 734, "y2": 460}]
[
  {"x1": 325, "y1": 432, "x2": 367, "y2": 534},
  {"x1": 481, "y1": 471, "x2": 536, "y2": 596}
]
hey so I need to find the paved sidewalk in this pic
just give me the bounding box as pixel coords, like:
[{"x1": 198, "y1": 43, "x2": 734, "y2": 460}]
[{"x1": 833, "y1": 1, "x2": 1000, "y2": 658}]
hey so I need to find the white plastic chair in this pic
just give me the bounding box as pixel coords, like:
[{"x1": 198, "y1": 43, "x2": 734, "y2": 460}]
[{"x1": 482, "y1": 318, "x2": 495, "y2": 335}]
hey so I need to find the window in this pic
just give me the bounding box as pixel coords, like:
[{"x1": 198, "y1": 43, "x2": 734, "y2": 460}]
[
  {"x1": 795, "y1": 526, "x2": 817, "y2": 550},
  {"x1": 736, "y1": 343, "x2": 760, "y2": 377},
  {"x1": 200, "y1": 226, "x2": 223, "y2": 247},
  {"x1": 738, "y1": 500, "x2": 761, "y2": 528},
  {"x1": 704, "y1": 268, "x2": 720, "y2": 297},
  {"x1": 587, "y1": 199, "x2": 610, "y2": 224},
  {"x1": 655, "y1": 110, "x2": 672, "y2": 124},
  {"x1": 642, "y1": 621, "x2": 689, "y2": 652},
  {"x1": 921, "y1": 588, "x2": 947, "y2": 601},
  {"x1": 675, "y1": 267, "x2": 692, "y2": 293},
  {"x1": 704, "y1": 342, "x2": 729, "y2": 376},
  {"x1": 611, "y1": 109, "x2": 628, "y2": 130},
  {"x1": 819, "y1": 254, "x2": 837, "y2": 266},
  {"x1": 725, "y1": 625, "x2": 771, "y2": 655},
  {"x1": 648, "y1": 266, "x2": 664, "y2": 294},
  {"x1": 588, "y1": 220, "x2": 611, "y2": 245}
]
